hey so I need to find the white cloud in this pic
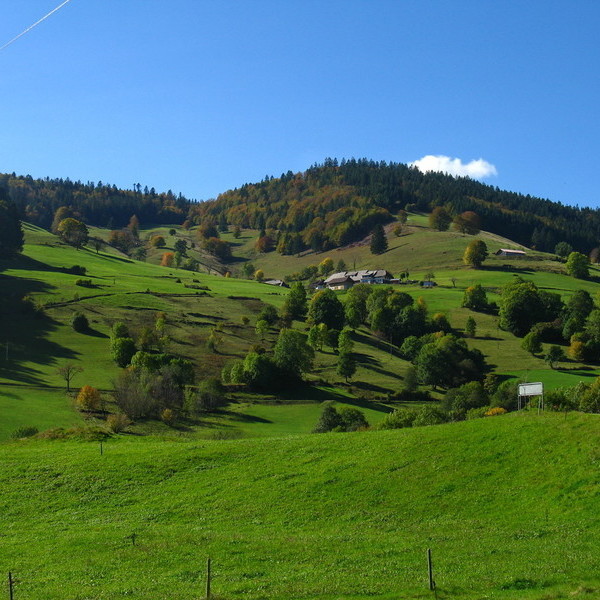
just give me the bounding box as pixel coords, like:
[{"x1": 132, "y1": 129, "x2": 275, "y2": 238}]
[{"x1": 409, "y1": 155, "x2": 498, "y2": 179}]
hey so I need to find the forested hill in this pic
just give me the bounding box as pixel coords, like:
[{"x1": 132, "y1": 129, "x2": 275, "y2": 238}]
[
  {"x1": 3, "y1": 161, "x2": 600, "y2": 254},
  {"x1": 192, "y1": 159, "x2": 600, "y2": 254},
  {"x1": 0, "y1": 173, "x2": 191, "y2": 230}
]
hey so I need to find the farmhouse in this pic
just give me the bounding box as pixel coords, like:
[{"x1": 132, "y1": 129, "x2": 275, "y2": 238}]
[
  {"x1": 325, "y1": 275, "x2": 354, "y2": 291},
  {"x1": 323, "y1": 269, "x2": 393, "y2": 290},
  {"x1": 495, "y1": 248, "x2": 527, "y2": 258},
  {"x1": 263, "y1": 279, "x2": 289, "y2": 288}
]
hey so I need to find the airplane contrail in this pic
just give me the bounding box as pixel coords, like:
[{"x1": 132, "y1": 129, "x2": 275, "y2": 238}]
[{"x1": 0, "y1": 0, "x2": 73, "y2": 52}]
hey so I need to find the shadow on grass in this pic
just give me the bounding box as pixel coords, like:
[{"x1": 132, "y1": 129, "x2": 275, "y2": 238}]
[
  {"x1": 335, "y1": 394, "x2": 392, "y2": 413},
  {"x1": 353, "y1": 352, "x2": 403, "y2": 380},
  {"x1": 483, "y1": 265, "x2": 535, "y2": 275},
  {"x1": 276, "y1": 384, "x2": 350, "y2": 403},
  {"x1": 212, "y1": 409, "x2": 272, "y2": 424},
  {"x1": 1, "y1": 254, "x2": 64, "y2": 274},
  {"x1": 82, "y1": 327, "x2": 109, "y2": 338},
  {"x1": 353, "y1": 331, "x2": 401, "y2": 358},
  {"x1": 554, "y1": 367, "x2": 598, "y2": 378},
  {"x1": 0, "y1": 275, "x2": 78, "y2": 386},
  {"x1": 80, "y1": 247, "x2": 134, "y2": 264},
  {"x1": 351, "y1": 380, "x2": 392, "y2": 394}
]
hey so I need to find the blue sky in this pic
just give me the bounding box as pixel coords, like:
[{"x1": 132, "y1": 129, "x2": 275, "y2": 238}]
[{"x1": 1, "y1": 1, "x2": 599, "y2": 207}]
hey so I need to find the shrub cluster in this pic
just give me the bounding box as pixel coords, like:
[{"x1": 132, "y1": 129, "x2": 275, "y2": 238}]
[
  {"x1": 71, "y1": 312, "x2": 89, "y2": 333},
  {"x1": 312, "y1": 402, "x2": 369, "y2": 433},
  {"x1": 75, "y1": 279, "x2": 94, "y2": 288}
]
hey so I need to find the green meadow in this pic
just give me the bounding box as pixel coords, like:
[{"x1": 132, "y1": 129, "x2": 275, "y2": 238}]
[{"x1": 1, "y1": 412, "x2": 599, "y2": 599}]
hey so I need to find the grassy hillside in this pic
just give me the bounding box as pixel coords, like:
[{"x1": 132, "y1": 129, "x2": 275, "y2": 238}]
[
  {"x1": 224, "y1": 215, "x2": 600, "y2": 387},
  {"x1": 2, "y1": 220, "x2": 600, "y2": 441},
  {"x1": 224, "y1": 213, "x2": 595, "y2": 283},
  {"x1": 1, "y1": 412, "x2": 599, "y2": 599},
  {"x1": 0, "y1": 224, "x2": 284, "y2": 439},
  {"x1": 0, "y1": 225, "x2": 408, "y2": 441}
]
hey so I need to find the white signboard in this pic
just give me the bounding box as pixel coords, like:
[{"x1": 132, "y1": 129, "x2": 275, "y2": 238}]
[{"x1": 518, "y1": 382, "x2": 543, "y2": 397}]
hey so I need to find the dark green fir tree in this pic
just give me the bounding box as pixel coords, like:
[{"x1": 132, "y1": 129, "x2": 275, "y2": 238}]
[{"x1": 370, "y1": 224, "x2": 388, "y2": 255}]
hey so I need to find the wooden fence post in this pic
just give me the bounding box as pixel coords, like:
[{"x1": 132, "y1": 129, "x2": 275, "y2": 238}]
[
  {"x1": 427, "y1": 548, "x2": 435, "y2": 591},
  {"x1": 206, "y1": 557, "x2": 211, "y2": 599}
]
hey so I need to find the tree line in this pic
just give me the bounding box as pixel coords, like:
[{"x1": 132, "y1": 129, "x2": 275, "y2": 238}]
[
  {"x1": 0, "y1": 173, "x2": 189, "y2": 230},
  {"x1": 4, "y1": 158, "x2": 600, "y2": 256}
]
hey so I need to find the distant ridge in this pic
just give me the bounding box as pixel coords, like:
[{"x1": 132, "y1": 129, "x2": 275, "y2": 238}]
[{"x1": 3, "y1": 159, "x2": 600, "y2": 253}]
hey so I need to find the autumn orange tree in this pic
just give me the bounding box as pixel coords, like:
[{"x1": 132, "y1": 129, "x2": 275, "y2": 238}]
[
  {"x1": 76, "y1": 385, "x2": 102, "y2": 411},
  {"x1": 161, "y1": 252, "x2": 174, "y2": 267},
  {"x1": 453, "y1": 211, "x2": 481, "y2": 235}
]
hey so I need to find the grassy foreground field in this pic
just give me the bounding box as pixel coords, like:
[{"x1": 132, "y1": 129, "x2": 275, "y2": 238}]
[{"x1": 1, "y1": 412, "x2": 599, "y2": 600}]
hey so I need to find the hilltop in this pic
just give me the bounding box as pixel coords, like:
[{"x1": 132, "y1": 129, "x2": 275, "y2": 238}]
[
  {"x1": 192, "y1": 159, "x2": 600, "y2": 254},
  {"x1": 5, "y1": 159, "x2": 600, "y2": 254}
]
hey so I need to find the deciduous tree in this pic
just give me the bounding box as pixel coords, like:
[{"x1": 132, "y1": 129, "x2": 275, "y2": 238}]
[
  {"x1": 57, "y1": 218, "x2": 88, "y2": 249},
  {"x1": 161, "y1": 252, "x2": 174, "y2": 267},
  {"x1": 463, "y1": 240, "x2": 488, "y2": 268},
  {"x1": 76, "y1": 385, "x2": 102, "y2": 411},
  {"x1": 521, "y1": 331, "x2": 542, "y2": 355},
  {"x1": 462, "y1": 284, "x2": 489, "y2": 311},
  {"x1": 282, "y1": 282, "x2": 308, "y2": 321},
  {"x1": 566, "y1": 251, "x2": 589, "y2": 279},
  {"x1": 308, "y1": 288, "x2": 345, "y2": 330},
  {"x1": 429, "y1": 206, "x2": 452, "y2": 231},
  {"x1": 453, "y1": 211, "x2": 481, "y2": 235},
  {"x1": 56, "y1": 363, "x2": 83, "y2": 392},
  {"x1": 545, "y1": 345, "x2": 565, "y2": 369},
  {"x1": 337, "y1": 352, "x2": 356, "y2": 382},
  {"x1": 273, "y1": 329, "x2": 314, "y2": 378}
]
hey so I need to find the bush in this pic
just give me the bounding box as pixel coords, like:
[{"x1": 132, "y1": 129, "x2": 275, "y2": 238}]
[
  {"x1": 111, "y1": 337, "x2": 137, "y2": 367},
  {"x1": 484, "y1": 407, "x2": 507, "y2": 417},
  {"x1": 258, "y1": 304, "x2": 278, "y2": 325},
  {"x1": 161, "y1": 408, "x2": 177, "y2": 426},
  {"x1": 466, "y1": 406, "x2": 489, "y2": 420},
  {"x1": 337, "y1": 406, "x2": 369, "y2": 431},
  {"x1": 196, "y1": 377, "x2": 228, "y2": 411},
  {"x1": 76, "y1": 385, "x2": 102, "y2": 411},
  {"x1": 491, "y1": 379, "x2": 520, "y2": 411},
  {"x1": 579, "y1": 377, "x2": 600, "y2": 413},
  {"x1": 313, "y1": 402, "x2": 343, "y2": 433},
  {"x1": 112, "y1": 322, "x2": 129, "y2": 338},
  {"x1": 545, "y1": 387, "x2": 577, "y2": 411},
  {"x1": 441, "y1": 381, "x2": 488, "y2": 418},
  {"x1": 37, "y1": 425, "x2": 109, "y2": 441},
  {"x1": 71, "y1": 312, "x2": 89, "y2": 333},
  {"x1": 379, "y1": 408, "x2": 418, "y2": 430},
  {"x1": 150, "y1": 235, "x2": 166, "y2": 248},
  {"x1": 11, "y1": 426, "x2": 39, "y2": 439},
  {"x1": 106, "y1": 413, "x2": 131, "y2": 433},
  {"x1": 75, "y1": 279, "x2": 93, "y2": 288},
  {"x1": 412, "y1": 406, "x2": 448, "y2": 427}
]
